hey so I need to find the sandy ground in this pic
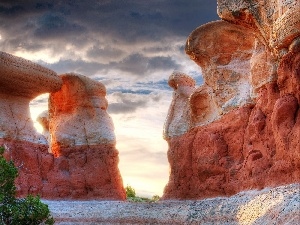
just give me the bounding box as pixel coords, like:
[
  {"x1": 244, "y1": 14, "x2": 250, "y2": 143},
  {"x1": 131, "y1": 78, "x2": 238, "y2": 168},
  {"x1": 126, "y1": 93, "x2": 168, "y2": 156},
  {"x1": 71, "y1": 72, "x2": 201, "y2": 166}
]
[{"x1": 44, "y1": 183, "x2": 300, "y2": 225}]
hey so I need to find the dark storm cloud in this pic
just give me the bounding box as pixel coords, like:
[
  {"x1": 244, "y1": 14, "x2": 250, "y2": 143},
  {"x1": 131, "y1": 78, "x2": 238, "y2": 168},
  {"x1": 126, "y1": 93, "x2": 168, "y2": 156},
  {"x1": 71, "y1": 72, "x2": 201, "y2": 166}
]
[
  {"x1": 39, "y1": 53, "x2": 179, "y2": 77},
  {"x1": 0, "y1": 0, "x2": 217, "y2": 80},
  {"x1": 87, "y1": 45, "x2": 125, "y2": 61},
  {"x1": 108, "y1": 92, "x2": 162, "y2": 114},
  {"x1": 113, "y1": 53, "x2": 180, "y2": 76},
  {"x1": 0, "y1": 0, "x2": 218, "y2": 47},
  {"x1": 34, "y1": 13, "x2": 86, "y2": 39},
  {"x1": 38, "y1": 59, "x2": 106, "y2": 75}
]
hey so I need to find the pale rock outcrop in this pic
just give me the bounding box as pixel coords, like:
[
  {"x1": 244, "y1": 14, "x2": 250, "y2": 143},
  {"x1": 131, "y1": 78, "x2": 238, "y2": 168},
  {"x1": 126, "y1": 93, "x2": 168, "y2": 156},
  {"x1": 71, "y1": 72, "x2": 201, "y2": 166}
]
[
  {"x1": 163, "y1": 71, "x2": 195, "y2": 138},
  {"x1": 0, "y1": 51, "x2": 62, "y2": 198},
  {"x1": 163, "y1": 1, "x2": 300, "y2": 199},
  {"x1": 37, "y1": 110, "x2": 50, "y2": 142},
  {"x1": 249, "y1": 39, "x2": 277, "y2": 96},
  {"x1": 0, "y1": 51, "x2": 62, "y2": 144},
  {"x1": 189, "y1": 85, "x2": 220, "y2": 127},
  {"x1": 164, "y1": 21, "x2": 255, "y2": 137}
]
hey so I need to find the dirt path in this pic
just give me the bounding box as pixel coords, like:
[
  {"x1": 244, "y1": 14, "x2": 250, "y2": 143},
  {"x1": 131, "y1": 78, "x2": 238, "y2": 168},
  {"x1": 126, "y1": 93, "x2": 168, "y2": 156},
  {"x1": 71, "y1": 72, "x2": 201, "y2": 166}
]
[{"x1": 44, "y1": 184, "x2": 300, "y2": 225}]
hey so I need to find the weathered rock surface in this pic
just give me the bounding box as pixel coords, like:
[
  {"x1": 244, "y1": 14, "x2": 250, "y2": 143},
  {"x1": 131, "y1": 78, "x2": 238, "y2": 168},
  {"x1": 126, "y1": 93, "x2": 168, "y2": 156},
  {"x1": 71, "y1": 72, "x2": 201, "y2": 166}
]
[
  {"x1": 217, "y1": 0, "x2": 300, "y2": 51},
  {"x1": 46, "y1": 183, "x2": 300, "y2": 225},
  {"x1": 1, "y1": 54, "x2": 125, "y2": 200},
  {"x1": 0, "y1": 51, "x2": 62, "y2": 144},
  {"x1": 2, "y1": 140, "x2": 125, "y2": 200},
  {"x1": 186, "y1": 20, "x2": 255, "y2": 115},
  {"x1": 163, "y1": 1, "x2": 300, "y2": 199}
]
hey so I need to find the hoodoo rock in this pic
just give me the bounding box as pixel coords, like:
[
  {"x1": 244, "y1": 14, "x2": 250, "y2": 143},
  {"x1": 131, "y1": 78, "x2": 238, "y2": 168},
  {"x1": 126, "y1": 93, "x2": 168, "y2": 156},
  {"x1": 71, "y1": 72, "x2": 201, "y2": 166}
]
[
  {"x1": 44, "y1": 73, "x2": 125, "y2": 199},
  {"x1": 163, "y1": 1, "x2": 300, "y2": 199},
  {"x1": 0, "y1": 53, "x2": 125, "y2": 200}
]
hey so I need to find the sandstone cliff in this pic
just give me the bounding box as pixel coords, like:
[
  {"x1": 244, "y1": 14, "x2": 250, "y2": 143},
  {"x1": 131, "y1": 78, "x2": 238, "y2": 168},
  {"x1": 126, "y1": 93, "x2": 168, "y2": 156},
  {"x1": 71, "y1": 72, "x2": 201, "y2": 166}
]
[{"x1": 163, "y1": 0, "x2": 300, "y2": 199}]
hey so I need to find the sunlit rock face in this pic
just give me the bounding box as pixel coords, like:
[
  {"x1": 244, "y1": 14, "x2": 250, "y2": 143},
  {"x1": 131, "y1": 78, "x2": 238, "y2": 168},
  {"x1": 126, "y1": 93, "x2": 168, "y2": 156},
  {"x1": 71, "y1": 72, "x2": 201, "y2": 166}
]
[
  {"x1": 49, "y1": 73, "x2": 116, "y2": 156},
  {"x1": 0, "y1": 51, "x2": 62, "y2": 144},
  {"x1": 163, "y1": 1, "x2": 300, "y2": 200}
]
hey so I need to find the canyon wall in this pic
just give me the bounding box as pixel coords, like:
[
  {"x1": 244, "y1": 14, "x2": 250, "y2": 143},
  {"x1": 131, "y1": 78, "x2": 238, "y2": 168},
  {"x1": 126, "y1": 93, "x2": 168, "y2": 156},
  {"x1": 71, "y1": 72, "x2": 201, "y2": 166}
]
[
  {"x1": 0, "y1": 52, "x2": 125, "y2": 200},
  {"x1": 163, "y1": 0, "x2": 300, "y2": 199}
]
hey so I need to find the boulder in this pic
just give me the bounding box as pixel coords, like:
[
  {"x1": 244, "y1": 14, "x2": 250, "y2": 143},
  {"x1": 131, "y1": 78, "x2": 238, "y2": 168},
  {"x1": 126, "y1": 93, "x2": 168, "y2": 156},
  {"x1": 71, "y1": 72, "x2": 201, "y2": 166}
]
[{"x1": 37, "y1": 110, "x2": 50, "y2": 142}]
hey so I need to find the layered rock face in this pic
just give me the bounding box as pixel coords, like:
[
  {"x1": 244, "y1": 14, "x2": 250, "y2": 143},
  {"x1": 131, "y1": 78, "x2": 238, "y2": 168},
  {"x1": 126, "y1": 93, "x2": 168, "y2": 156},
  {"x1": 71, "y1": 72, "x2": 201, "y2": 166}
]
[
  {"x1": 163, "y1": 1, "x2": 300, "y2": 199},
  {"x1": 0, "y1": 52, "x2": 125, "y2": 200}
]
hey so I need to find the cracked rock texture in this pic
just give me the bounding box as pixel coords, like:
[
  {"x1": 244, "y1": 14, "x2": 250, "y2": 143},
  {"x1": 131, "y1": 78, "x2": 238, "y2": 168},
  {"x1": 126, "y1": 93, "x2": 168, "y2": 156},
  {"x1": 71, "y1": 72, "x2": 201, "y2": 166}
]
[
  {"x1": 46, "y1": 184, "x2": 300, "y2": 225},
  {"x1": 163, "y1": 1, "x2": 300, "y2": 199}
]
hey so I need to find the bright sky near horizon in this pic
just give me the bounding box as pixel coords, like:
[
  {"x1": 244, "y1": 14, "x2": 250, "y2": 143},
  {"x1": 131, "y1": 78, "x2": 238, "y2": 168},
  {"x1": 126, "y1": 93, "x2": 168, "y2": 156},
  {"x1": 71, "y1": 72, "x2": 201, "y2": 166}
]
[{"x1": 0, "y1": 0, "x2": 218, "y2": 197}]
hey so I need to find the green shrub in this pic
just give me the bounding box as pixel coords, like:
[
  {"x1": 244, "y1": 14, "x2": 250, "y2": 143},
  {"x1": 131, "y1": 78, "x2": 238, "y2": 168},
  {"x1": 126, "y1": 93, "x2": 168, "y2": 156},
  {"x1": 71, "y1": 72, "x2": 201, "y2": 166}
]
[
  {"x1": 125, "y1": 184, "x2": 160, "y2": 203},
  {"x1": 125, "y1": 185, "x2": 136, "y2": 198},
  {"x1": 151, "y1": 195, "x2": 160, "y2": 202},
  {"x1": 0, "y1": 146, "x2": 54, "y2": 225}
]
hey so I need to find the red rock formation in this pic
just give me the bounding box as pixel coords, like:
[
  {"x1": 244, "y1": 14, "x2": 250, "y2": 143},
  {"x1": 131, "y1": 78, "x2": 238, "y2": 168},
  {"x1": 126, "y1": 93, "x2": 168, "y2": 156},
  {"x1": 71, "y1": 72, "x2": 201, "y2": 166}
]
[
  {"x1": 162, "y1": 1, "x2": 300, "y2": 199},
  {"x1": 0, "y1": 53, "x2": 125, "y2": 200},
  {"x1": 45, "y1": 73, "x2": 125, "y2": 199}
]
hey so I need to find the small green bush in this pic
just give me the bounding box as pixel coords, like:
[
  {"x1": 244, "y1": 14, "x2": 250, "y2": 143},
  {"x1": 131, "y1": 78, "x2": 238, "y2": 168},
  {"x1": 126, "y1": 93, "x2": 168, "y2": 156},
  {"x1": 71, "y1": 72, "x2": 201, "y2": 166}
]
[
  {"x1": 151, "y1": 195, "x2": 160, "y2": 202},
  {"x1": 0, "y1": 146, "x2": 54, "y2": 225},
  {"x1": 125, "y1": 184, "x2": 160, "y2": 203},
  {"x1": 125, "y1": 185, "x2": 136, "y2": 198}
]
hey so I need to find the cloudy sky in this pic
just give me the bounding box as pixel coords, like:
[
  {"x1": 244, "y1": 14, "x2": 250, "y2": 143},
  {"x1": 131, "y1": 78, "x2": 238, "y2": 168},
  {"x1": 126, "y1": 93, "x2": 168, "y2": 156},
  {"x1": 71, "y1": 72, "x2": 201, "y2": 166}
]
[{"x1": 0, "y1": 0, "x2": 218, "y2": 197}]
